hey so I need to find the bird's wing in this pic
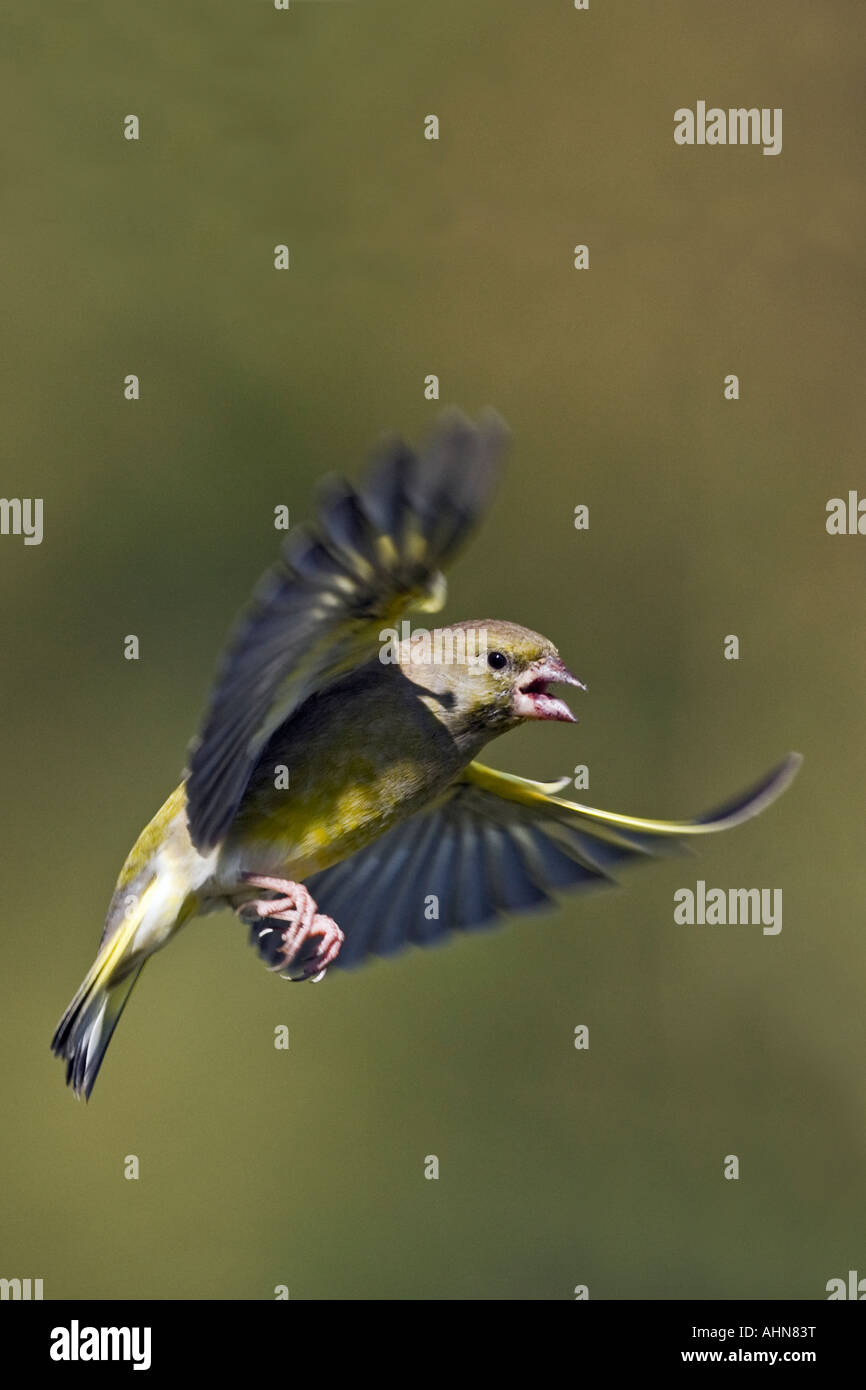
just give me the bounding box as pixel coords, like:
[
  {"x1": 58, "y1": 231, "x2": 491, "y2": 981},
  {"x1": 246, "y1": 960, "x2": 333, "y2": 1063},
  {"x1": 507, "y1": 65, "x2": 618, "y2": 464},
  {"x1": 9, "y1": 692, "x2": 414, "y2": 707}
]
[
  {"x1": 185, "y1": 411, "x2": 508, "y2": 850},
  {"x1": 304, "y1": 753, "x2": 801, "y2": 968}
]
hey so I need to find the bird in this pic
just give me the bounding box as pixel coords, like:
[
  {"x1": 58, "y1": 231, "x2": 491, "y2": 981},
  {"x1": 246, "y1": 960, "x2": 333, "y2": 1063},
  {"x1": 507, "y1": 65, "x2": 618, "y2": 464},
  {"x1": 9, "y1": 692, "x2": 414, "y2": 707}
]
[{"x1": 51, "y1": 411, "x2": 801, "y2": 1099}]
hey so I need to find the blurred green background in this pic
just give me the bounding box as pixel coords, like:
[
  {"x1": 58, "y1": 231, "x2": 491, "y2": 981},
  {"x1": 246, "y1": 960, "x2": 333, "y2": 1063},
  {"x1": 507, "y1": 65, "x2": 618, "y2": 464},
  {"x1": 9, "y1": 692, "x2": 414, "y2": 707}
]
[{"x1": 2, "y1": 0, "x2": 864, "y2": 1299}]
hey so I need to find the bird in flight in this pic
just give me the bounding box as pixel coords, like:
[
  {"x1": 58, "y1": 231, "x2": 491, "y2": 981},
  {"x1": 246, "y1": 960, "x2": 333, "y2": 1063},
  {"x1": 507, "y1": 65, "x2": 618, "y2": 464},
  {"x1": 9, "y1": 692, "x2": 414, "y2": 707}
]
[{"x1": 52, "y1": 412, "x2": 801, "y2": 1098}]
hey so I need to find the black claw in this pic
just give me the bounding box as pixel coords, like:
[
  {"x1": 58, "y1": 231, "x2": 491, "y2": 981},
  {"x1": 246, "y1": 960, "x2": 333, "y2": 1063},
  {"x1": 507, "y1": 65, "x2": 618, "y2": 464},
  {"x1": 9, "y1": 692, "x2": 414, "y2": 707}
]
[{"x1": 248, "y1": 919, "x2": 287, "y2": 970}]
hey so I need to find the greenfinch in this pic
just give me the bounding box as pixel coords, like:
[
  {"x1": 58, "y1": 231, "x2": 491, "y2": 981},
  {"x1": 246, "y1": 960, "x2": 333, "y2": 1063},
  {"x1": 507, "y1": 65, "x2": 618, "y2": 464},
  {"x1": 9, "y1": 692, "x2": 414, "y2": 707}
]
[{"x1": 52, "y1": 412, "x2": 801, "y2": 1098}]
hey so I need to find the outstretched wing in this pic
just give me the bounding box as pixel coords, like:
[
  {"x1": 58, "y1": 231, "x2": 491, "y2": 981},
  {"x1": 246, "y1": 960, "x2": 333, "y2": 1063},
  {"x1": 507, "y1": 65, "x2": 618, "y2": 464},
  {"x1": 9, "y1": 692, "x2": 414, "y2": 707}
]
[
  {"x1": 305, "y1": 753, "x2": 802, "y2": 969},
  {"x1": 186, "y1": 411, "x2": 508, "y2": 851}
]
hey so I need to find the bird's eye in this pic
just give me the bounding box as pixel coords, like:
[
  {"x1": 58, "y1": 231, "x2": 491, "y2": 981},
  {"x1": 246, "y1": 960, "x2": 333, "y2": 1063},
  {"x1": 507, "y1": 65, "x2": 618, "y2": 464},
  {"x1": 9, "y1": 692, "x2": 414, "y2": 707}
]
[{"x1": 487, "y1": 650, "x2": 508, "y2": 670}]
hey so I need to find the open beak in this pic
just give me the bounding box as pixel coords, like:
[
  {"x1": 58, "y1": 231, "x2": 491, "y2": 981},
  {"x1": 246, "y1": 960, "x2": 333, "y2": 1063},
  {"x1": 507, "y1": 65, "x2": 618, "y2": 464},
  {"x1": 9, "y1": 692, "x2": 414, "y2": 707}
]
[{"x1": 513, "y1": 656, "x2": 586, "y2": 724}]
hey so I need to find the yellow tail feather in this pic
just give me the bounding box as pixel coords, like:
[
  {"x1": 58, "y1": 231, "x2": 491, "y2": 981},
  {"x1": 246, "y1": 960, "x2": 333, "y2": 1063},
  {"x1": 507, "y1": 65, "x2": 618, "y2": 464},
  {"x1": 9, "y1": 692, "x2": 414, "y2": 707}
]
[{"x1": 51, "y1": 887, "x2": 155, "y2": 1100}]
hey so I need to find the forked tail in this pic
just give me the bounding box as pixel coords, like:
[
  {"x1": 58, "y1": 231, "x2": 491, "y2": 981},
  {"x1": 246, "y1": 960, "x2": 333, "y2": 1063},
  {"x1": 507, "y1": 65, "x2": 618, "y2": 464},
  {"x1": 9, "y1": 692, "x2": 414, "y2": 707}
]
[
  {"x1": 51, "y1": 948, "x2": 144, "y2": 1100},
  {"x1": 52, "y1": 857, "x2": 193, "y2": 1099}
]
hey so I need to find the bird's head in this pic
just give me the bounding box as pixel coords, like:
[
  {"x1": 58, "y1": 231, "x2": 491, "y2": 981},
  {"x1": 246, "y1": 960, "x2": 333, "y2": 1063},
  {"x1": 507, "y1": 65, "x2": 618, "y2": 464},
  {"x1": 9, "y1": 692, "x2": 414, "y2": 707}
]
[{"x1": 395, "y1": 619, "x2": 585, "y2": 742}]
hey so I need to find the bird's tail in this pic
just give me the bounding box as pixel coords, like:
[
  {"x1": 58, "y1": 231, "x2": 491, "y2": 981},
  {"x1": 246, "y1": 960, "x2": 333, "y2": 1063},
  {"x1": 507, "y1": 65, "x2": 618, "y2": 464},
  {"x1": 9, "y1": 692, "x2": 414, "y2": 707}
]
[
  {"x1": 52, "y1": 783, "x2": 204, "y2": 1095},
  {"x1": 51, "y1": 953, "x2": 145, "y2": 1101},
  {"x1": 50, "y1": 882, "x2": 159, "y2": 1101},
  {"x1": 51, "y1": 798, "x2": 200, "y2": 1101}
]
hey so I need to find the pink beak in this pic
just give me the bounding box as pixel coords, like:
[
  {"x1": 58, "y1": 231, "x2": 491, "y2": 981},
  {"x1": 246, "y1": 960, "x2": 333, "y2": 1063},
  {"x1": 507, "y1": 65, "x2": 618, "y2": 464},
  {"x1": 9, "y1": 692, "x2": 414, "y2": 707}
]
[{"x1": 513, "y1": 656, "x2": 586, "y2": 723}]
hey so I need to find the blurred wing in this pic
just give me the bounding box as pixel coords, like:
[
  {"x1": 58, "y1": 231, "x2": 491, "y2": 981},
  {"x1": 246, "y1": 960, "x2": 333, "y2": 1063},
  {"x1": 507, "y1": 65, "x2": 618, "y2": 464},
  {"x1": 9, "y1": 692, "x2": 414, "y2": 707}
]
[
  {"x1": 305, "y1": 753, "x2": 802, "y2": 969},
  {"x1": 186, "y1": 411, "x2": 508, "y2": 850}
]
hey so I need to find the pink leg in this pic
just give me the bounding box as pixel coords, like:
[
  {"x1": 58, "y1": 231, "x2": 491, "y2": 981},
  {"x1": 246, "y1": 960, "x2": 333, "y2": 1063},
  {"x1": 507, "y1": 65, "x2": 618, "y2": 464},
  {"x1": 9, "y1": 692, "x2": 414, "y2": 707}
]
[{"x1": 238, "y1": 873, "x2": 345, "y2": 981}]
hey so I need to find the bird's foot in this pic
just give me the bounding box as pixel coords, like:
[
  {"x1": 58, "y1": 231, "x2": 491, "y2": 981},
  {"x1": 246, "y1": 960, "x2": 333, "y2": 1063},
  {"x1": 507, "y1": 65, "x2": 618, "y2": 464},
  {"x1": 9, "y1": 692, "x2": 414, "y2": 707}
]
[{"x1": 238, "y1": 874, "x2": 344, "y2": 981}]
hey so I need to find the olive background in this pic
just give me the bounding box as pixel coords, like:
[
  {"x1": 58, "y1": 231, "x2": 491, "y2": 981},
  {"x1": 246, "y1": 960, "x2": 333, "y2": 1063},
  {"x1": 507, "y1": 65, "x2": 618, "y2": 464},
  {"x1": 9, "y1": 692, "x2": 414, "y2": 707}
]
[{"x1": 1, "y1": 1, "x2": 863, "y2": 1299}]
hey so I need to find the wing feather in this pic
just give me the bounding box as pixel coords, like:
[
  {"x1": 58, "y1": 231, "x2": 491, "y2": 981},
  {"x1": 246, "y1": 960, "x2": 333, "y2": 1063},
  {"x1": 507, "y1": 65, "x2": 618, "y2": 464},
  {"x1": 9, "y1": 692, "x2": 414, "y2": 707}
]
[
  {"x1": 304, "y1": 754, "x2": 801, "y2": 970},
  {"x1": 186, "y1": 411, "x2": 508, "y2": 850}
]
